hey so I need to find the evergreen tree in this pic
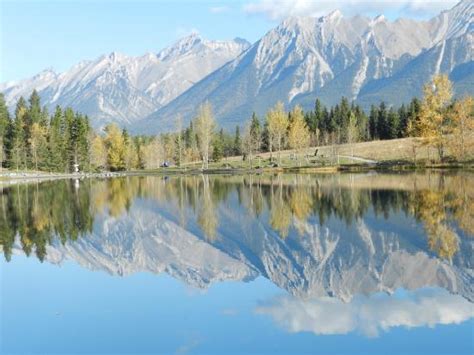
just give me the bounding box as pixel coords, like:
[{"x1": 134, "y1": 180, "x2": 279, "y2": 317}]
[
  {"x1": 354, "y1": 104, "x2": 368, "y2": 141},
  {"x1": 398, "y1": 104, "x2": 408, "y2": 138},
  {"x1": 249, "y1": 112, "x2": 262, "y2": 153},
  {"x1": 369, "y1": 105, "x2": 378, "y2": 140},
  {"x1": 0, "y1": 94, "x2": 10, "y2": 170},
  {"x1": 387, "y1": 108, "x2": 400, "y2": 139},
  {"x1": 234, "y1": 125, "x2": 242, "y2": 156},
  {"x1": 212, "y1": 129, "x2": 224, "y2": 162},
  {"x1": 377, "y1": 102, "x2": 389, "y2": 140},
  {"x1": 407, "y1": 97, "x2": 422, "y2": 137},
  {"x1": 48, "y1": 106, "x2": 66, "y2": 171},
  {"x1": 10, "y1": 97, "x2": 28, "y2": 170}
]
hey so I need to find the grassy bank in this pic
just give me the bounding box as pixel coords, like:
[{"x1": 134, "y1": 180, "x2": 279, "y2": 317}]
[{"x1": 1, "y1": 137, "x2": 473, "y2": 183}]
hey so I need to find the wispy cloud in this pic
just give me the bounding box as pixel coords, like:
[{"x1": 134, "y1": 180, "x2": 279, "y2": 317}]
[
  {"x1": 209, "y1": 5, "x2": 231, "y2": 14},
  {"x1": 243, "y1": 0, "x2": 460, "y2": 20},
  {"x1": 256, "y1": 288, "x2": 474, "y2": 337}
]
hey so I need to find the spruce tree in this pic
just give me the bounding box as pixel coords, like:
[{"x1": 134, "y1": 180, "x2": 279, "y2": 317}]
[
  {"x1": 387, "y1": 108, "x2": 400, "y2": 139},
  {"x1": 369, "y1": 105, "x2": 378, "y2": 140},
  {"x1": 64, "y1": 108, "x2": 76, "y2": 172},
  {"x1": 250, "y1": 113, "x2": 262, "y2": 153},
  {"x1": 377, "y1": 102, "x2": 389, "y2": 140},
  {"x1": 398, "y1": 104, "x2": 408, "y2": 138},
  {"x1": 49, "y1": 106, "x2": 65, "y2": 172},
  {"x1": 234, "y1": 126, "x2": 242, "y2": 156},
  {"x1": 11, "y1": 97, "x2": 28, "y2": 170},
  {"x1": 0, "y1": 94, "x2": 10, "y2": 170}
]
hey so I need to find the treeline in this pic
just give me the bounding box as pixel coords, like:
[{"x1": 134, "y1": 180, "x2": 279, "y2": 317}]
[
  {"x1": 0, "y1": 91, "x2": 156, "y2": 172},
  {"x1": 0, "y1": 75, "x2": 472, "y2": 172},
  {"x1": 0, "y1": 92, "x2": 91, "y2": 172}
]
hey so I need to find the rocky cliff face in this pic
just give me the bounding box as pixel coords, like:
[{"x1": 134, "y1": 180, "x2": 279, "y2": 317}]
[
  {"x1": 0, "y1": 34, "x2": 250, "y2": 128},
  {"x1": 142, "y1": 0, "x2": 473, "y2": 132},
  {"x1": 2, "y1": 1, "x2": 472, "y2": 132}
]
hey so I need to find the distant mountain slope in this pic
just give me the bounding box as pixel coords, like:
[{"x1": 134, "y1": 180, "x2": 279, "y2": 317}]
[
  {"x1": 1, "y1": 0, "x2": 472, "y2": 133},
  {"x1": 140, "y1": 0, "x2": 473, "y2": 133},
  {"x1": 0, "y1": 34, "x2": 250, "y2": 128}
]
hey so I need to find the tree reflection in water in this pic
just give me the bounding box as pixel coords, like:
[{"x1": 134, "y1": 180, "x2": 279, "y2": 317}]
[{"x1": 1, "y1": 172, "x2": 472, "y2": 263}]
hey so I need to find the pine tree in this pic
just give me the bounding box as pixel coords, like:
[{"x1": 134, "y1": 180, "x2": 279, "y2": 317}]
[
  {"x1": 0, "y1": 94, "x2": 10, "y2": 171},
  {"x1": 29, "y1": 122, "x2": 48, "y2": 171},
  {"x1": 234, "y1": 125, "x2": 242, "y2": 156},
  {"x1": 369, "y1": 105, "x2": 378, "y2": 140},
  {"x1": 24, "y1": 90, "x2": 42, "y2": 168},
  {"x1": 398, "y1": 104, "x2": 408, "y2": 138},
  {"x1": 407, "y1": 97, "x2": 422, "y2": 137},
  {"x1": 387, "y1": 108, "x2": 400, "y2": 139},
  {"x1": 48, "y1": 106, "x2": 65, "y2": 172},
  {"x1": 249, "y1": 112, "x2": 262, "y2": 154},
  {"x1": 354, "y1": 104, "x2": 368, "y2": 141},
  {"x1": 11, "y1": 97, "x2": 28, "y2": 170},
  {"x1": 377, "y1": 102, "x2": 389, "y2": 140},
  {"x1": 212, "y1": 129, "x2": 224, "y2": 162}
]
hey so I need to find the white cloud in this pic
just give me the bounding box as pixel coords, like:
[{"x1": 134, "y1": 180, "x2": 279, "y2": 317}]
[
  {"x1": 256, "y1": 288, "x2": 474, "y2": 337},
  {"x1": 209, "y1": 5, "x2": 231, "y2": 14},
  {"x1": 243, "y1": 0, "x2": 460, "y2": 20}
]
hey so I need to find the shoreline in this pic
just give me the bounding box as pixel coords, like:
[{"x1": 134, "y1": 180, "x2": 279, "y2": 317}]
[{"x1": 1, "y1": 162, "x2": 472, "y2": 185}]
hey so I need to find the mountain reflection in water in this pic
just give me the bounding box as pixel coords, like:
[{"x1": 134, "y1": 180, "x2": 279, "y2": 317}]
[{"x1": 1, "y1": 172, "x2": 473, "y2": 339}]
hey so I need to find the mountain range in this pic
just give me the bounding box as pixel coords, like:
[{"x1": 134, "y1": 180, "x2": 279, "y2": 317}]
[
  {"x1": 1, "y1": 0, "x2": 473, "y2": 132},
  {"x1": 0, "y1": 35, "x2": 250, "y2": 127}
]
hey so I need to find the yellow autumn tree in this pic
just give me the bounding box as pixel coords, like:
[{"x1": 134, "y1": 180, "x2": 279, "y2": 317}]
[
  {"x1": 266, "y1": 102, "x2": 288, "y2": 165},
  {"x1": 195, "y1": 102, "x2": 215, "y2": 169},
  {"x1": 104, "y1": 124, "x2": 125, "y2": 171},
  {"x1": 142, "y1": 138, "x2": 163, "y2": 170},
  {"x1": 448, "y1": 96, "x2": 474, "y2": 161},
  {"x1": 90, "y1": 135, "x2": 107, "y2": 171},
  {"x1": 414, "y1": 189, "x2": 460, "y2": 260},
  {"x1": 269, "y1": 180, "x2": 292, "y2": 238},
  {"x1": 197, "y1": 175, "x2": 218, "y2": 240},
  {"x1": 417, "y1": 74, "x2": 453, "y2": 161},
  {"x1": 288, "y1": 105, "x2": 310, "y2": 164}
]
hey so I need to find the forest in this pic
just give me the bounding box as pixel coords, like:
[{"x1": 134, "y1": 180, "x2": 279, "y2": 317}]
[{"x1": 0, "y1": 74, "x2": 472, "y2": 173}]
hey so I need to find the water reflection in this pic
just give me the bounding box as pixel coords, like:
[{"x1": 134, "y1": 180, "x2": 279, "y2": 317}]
[
  {"x1": 1, "y1": 172, "x2": 473, "y2": 336},
  {"x1": 257, "y1": 288, "x2": 473, "y2": 337}
]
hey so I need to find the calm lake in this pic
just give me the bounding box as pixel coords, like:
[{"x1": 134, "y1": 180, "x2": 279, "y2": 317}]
[{"x1": 1, "y1": 172, "x2": 473, "y2": 354}]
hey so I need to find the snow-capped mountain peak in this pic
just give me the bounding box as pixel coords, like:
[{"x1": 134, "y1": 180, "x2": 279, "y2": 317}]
[
  {"x1": 142, "y1": 0, "x2": 473, "y2": 133},
  {"x1": 0, "y1": 34, "x2": 250, "y2": 128}
]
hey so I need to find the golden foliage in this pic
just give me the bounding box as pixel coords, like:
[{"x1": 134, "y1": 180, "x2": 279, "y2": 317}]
[
  {"x1": 448, "y1": 96, "x2": 474, "y2": 160},
  {"x1": 417, "y1": 74, "x2": 453, "y2": 160},
  {"x1": 266, "y1": 101, "x2": 288, "y2": 162},
  {"x1": 288, "y1": 105, "x2": 310, "y2": 159}
]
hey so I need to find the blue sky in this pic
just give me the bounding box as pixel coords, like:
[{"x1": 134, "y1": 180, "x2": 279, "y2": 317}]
[{"x1": 0, "y1": 0, "x2": 460, "y2": 82}]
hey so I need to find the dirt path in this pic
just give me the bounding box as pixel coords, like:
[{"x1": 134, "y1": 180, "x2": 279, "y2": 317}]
[{"x1": 338, "y1": 155, "x2": 378, "y2": 164}]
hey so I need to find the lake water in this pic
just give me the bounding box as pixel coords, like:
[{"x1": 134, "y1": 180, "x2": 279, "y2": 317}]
[{"x1": 1, "y1": 172, "x2": 473, "y2": 354}]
